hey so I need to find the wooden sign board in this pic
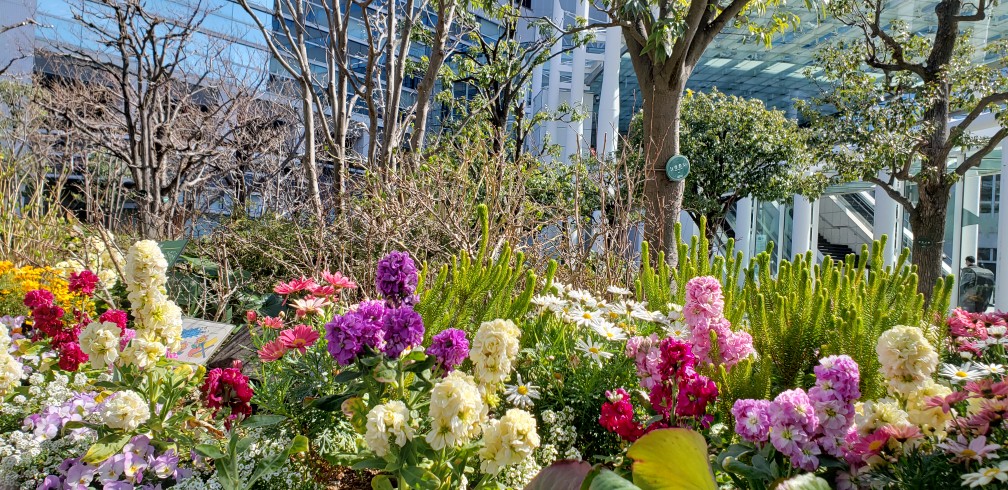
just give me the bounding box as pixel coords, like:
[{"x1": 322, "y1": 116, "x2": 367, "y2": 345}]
[{"x1": 173, "y1": 317, "x2": 234, "y2": 365}]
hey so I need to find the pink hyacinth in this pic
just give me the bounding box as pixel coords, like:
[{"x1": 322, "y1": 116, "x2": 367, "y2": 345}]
[
  {"x1": 717, "y1": 329, "x2": 755, "y2": 369},
  {"x1": 683, "y1": 276, "x2": 724, "y2": 324},
  {"x1": 626, "y1": 335, "x2": 663, "y2": 390},
  {"x1": 772, "y1": 389, "x2": 819, "y2": 435}
]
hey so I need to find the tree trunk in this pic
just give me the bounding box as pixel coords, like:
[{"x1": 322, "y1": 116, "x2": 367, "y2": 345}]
[
  {"x1": 300, "y1": 80, "x2": 324, "y2": 223},
  {"x1": 908, "y1": 180, "x2": 951, "y2": 299},
  {"x1": 641, "y1": 81, "x2": 687, "y2": 262}
]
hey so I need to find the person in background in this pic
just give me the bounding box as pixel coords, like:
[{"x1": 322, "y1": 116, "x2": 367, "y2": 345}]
[{"x1": 960, "y1": 255, "x2": 995, "y2": 313}]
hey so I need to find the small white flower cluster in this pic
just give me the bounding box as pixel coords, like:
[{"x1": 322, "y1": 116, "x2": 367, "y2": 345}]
[
  {"x1": 0, "y1": 324, "x2": 23, "y2": 395},
  {"x1": 125, "y1": 240, "x2": 182, "y2": 350},
  {"x1": 3, "y1": 372, "x2": 78, "y2": 419},
  {"x1": 55, "y1": 233, "x2": 124, "y2": 288},
  {"x1": 176, "y1": 429, "x2": 314, "y2": 490},
  {"x1": 0, "y1": 424, "x2": 95, "y2": 489},
  {"x1": 532, "y1": 281, "x2": 681, "y2": 366}
]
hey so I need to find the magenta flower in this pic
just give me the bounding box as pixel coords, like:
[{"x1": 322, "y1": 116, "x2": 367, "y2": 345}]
[
  {"x1": 375, "y1": 251, "x2": 418, "y2": 303},
  {"x1": 732, "y1": 399, "x2": 772, "y2": 443},
  {"x1": 599, "y1": 388, "x2": 644, "y2": 442},
  {"x1": 427, "y1": 328, "x2": 469, "y2": 373},
  {"x1": 381, "y1": 306, "x2": 424, "y2": 358}
]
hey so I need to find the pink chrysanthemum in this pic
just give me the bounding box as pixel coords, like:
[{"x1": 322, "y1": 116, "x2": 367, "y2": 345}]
[
  {"x1": 258, "y1": 316, "x2": 284, "y2": 329},
  {"x1": 274, "y1": 277, "x2": 319, "y2": 295},
  {"x1": 278, "y1": 324, "x2": 319, "y2": 354},
  {"x1": 322, "y1": 270, "x2": 357, "y2": 289}
]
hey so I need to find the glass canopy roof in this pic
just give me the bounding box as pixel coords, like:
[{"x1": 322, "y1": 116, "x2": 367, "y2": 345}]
[{"x1": 586, "y1": 0, "x2": 1008, "y2": 133}]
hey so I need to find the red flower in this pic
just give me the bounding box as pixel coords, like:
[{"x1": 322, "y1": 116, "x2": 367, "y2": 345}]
[
  {"x1": 675, "y1": 373, "x2": 718, "y2": 421},
  {"x1": 201, "y1": 361, "x2": 254, "y2": 425},
  {"x1": 98, "y1": 309, "x2": 129, "y2": 332},
  {"x1": 599, "y1": 388, "x2": 644, "y2": 442},
  {"x1": 245, "y1": 310, "x2": 257, "y2": 324},
  {"x1": 58, "y1": 342, "x2": 88, "y2": 371},
  {"x1": 23, "y1": 289, "x2": 55, "y2": 309},
  {"x1": 31, "y1": 305, "x2": 65, "y2": 339},
  {"x1": 68, "y1": 270, "x2": 100, "y2": 296}
]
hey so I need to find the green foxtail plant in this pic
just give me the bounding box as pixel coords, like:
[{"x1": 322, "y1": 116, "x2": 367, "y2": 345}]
[
  {"x1": 743, "y1": 236, "x2": 953, "y2": 398},
  {"x1": 414, "y1": 204, "x2": 550, "y2": 337}
]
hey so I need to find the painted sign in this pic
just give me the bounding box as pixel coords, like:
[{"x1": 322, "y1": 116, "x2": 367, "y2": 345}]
[
  {"x1": 173, "y1": 317, "x2": 234, "y2": 365},
  {"x1": 665, "y1": 155, "x2": 690, "y2": 181}
]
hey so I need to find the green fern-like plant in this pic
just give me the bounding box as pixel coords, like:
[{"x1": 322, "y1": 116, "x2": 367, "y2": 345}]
[
  {"x1": 414, "y1": 204, "x2": 550, "y2": 337},
  {"x1": 744, "y1": 236, "x2": 953, "y2": 398}
]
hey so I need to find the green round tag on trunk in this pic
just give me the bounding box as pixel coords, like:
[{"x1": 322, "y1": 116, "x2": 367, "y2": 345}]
[{"x1": 665, "y1": 155, "x2": 690, "y2": 181}]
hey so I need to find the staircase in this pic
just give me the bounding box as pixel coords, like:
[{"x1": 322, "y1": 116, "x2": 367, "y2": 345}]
[{"x1": 818, "y1": 234, "x2": 856, "y2": 262}]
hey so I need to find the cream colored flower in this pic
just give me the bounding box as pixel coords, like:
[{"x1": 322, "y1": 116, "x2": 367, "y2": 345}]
[
  {"x1": 120, "y1": 337, "x2": 166, "y2": 369},
  {"x1": 426, "y1": 371, "x2": 486, "y2": 450},
  {"x1": 365, "y1": 401, "x2": 414, "y2": 457},
  {"x1": 876, "y1": 325, "x2": 938, "y2": 396},
  {"x1": 99, "y1": 390, "x2": 150, "y2": 431},
  {"x1": 906, "y1": 379, "x2": 953, "y2": 436},
  {"x1": 856, "y1": 398, "x2": 911, "y2": 436},
  {"x1": 479, "y1": 408, "x2": 540, "y2": 474},
  {"x1": 0, "y1": 353, "x2": 24, "y2": 394},
  {"x1": 125, "y1": 240, "x2": 168, "y2": 293},
  {"x1": 469, "y1": 319, "x2": 521, "y2": 387},
  {"x1": 80, "y1": 321, "x2": 121, "y2": 370}
]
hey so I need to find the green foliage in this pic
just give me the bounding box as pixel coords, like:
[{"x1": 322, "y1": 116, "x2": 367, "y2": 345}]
[
  {"x1": 743, "y1": 237, "x2": 953, "y2": 398},
  {"x1": 195, "y1": 416, "x2": 309, "y2": 490},
  {"x1": 414, "y1": 204, "x2": 547, "y2": 337}
]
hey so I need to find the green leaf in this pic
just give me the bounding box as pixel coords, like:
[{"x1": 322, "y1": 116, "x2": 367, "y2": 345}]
[
  {"x1": 371, "y1": 475, "x2": 395, "y2": 490},
  {"x1": 626, "y1": 429, "x2": 716, "y2": 490},
  {"x1": 400, "y1": 466, "x2": 440, "y2": 489},
  {"x1": 524, "y1": 460, "x2": 592, "y2": 490},
  {"x1": 195, "y1": 443, "x2": 227, "y2": 460},
  {"x1": 82, "y1": 433, "x2": 131, "y2": 464},
  {"x1": 241, "y1": 414, "x2": 287, "y2": 429},
  {"x1": 332, "y1": 369, "x2": 362, "y2": 384},
  {"x1": 353, "y1": 457, "x2": 389, "y2": 471},
  {"x1": 311, "y1": 393, "x2": 351, "y2": 411},
  {"x1": 587, "y1": 469, "x2": 640, "y2": 490}
]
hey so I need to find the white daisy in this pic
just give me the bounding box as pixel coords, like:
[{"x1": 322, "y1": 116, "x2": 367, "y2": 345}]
[
  {"x1": 939, "y1": 363, "x2": 986, "y2": 383},
  {"x1": 988, "y1": 325, "x2": 1006, "y2": 337},
  {"x1": 575, "y1": 337, "x2": 613, "y2": 366},
  {"x1": 567, "y1": 289, "x2": 599, "y2": 308},
  {"x1": 664, "y1": 322, "x2": 690, "y2": 339},
  {"x1": 961, "y1": 460, "x2": 1008, "y2": 488},
  {"x1": 532, "y1": 294, "x2": 567, "y2": 313},
  {"x1": 606, "y1": 286, "x2": 632, "y2": 296},
  {"x1": 975, "y1": 363, "x2": 1005, "y2": 376},
  {"x1": 568, "y1": 307, "x2": 603, "y2": 329},
  {"x1": 503, "y1": 374, "x2": 540, "y2": 409},
  {"x1": 593, "y1": 322, "x2": 627, "y2": 342},
  {"x1": 612, "y1": 300, "x2": 650, "y2": 320},
  {"x1": 666, "y1": 303, "x2": 683, "y2": 321}
]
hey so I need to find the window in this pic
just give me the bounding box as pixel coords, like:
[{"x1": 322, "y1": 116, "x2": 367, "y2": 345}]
[
  {"x1": 981, "y1": 174, "x2": 1000, "y2": 214},
  {"x1": 978, "y1": 247, "x2": 998, "y2": 277}
]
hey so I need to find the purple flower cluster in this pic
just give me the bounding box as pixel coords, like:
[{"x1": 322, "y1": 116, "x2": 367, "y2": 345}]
[
  {"x1": 325, "y1": 300, "x2": 387, "y2": 365},
  {"x1": 23, "y1": 392, "x2": 98, "y2": 440},
  {"x1": 625, "y1": 334, "x2": 662, "y2": 390},
  {"x1": 683, "y1": 277, "x2": 754, "y2": 369},
  {"x1": 39, "y1": 435, "x2": 188, "y2": 490},
  {"x1": 731, "y1": 355, "x2": 861, "y2": 471},
  {"x1": 382, "y1": 306, "x2": 425, "y2": 358},
  {"x1": 324, "y1": 300, "x2": 428, "y2": 365},
  {"x1": 427, "y1": 328, "x2": 469, "y2": 373},
  {"x1": 375, "y1": 251, "x2": 418, "y2": 304}
]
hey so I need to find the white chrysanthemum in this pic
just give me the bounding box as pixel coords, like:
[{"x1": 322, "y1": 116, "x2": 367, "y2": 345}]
[
  {"x1": 364, "y1": 401, "x2": 414, "y2": 457},
  {"x1": 79, "y1": 321, "x2": 121, "y2": 370},
  {"x1": 856, "y1": 398, "x2": 911, "y2": 436},
  {"x1": 469, "y1": 319, "x2": 521, "y2": 387},
  {"x1": 479, "y1": 409, "x2": 540, "y2": 474},
  {"x1": 876, "y1": 325, "x2": 938, "y2": 396},
  {"x1": 119, "y1": 336, "x2": 166, "y2": 369},
  {"x1": 99, "y1": 390, "x2": 150, "y2": 431},
  {"x1": 0, "y1": 354, "x2": 23, "y2": 394},
  {"x1": 426, "y1": 371, "x2": 486, "y2": 450}
]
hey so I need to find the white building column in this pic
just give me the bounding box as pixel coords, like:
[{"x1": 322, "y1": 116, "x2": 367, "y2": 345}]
[
  {"x1": 791, "y1": 195, "x2": 815, "y2": 257},
  {"x1": 962, "y1": 169, "x2": 981, "y2": 266},
  {"x1": 735, "y1": 197, "x2": 755, "y2": 267},
  {"x1": 996, "y1": 145, "x2": 1008, "y2": 309},
  {"x1": 595, "y1": 26, "x2": 621, "y2": 156},
  {"x1": 565, "y1": 0, "x2": 589, "y2": 162},
  {"x1": 873, "y1": 171, "x2": 901, "y2": 267},
  {"x1": 951, "y1": 169, "x2": 965, "y2": 303},
  {"x1": 546, "y1": 0, "x2": 564, "y2": 147}
]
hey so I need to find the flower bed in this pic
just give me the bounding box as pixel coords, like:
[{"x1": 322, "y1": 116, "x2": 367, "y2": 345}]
[{"x1": 0, "y1": 234, "x2": 1001, "y2": 489}]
